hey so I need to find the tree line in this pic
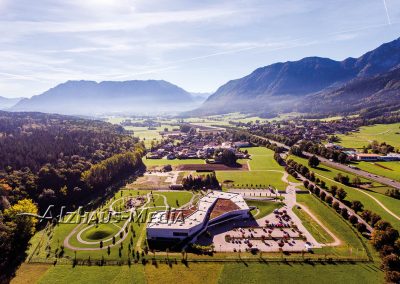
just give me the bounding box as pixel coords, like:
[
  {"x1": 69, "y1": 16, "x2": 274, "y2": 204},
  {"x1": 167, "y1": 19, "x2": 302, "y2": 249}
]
[
  {"x1": 0, "y1": 111, "x2": 145, "y2": 282},
  {"x1": 286, "y1": 158, "x2": 400, "y2": 283}
]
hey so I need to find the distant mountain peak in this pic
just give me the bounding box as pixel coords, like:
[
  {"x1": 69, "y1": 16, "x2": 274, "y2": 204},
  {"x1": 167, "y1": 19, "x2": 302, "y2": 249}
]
[
  {"x1": 191, "y1": 37, "x2": 400, "y2": 116},
  {"x1": 12, "y1": 80, "x2": 199, "y2": 115}
]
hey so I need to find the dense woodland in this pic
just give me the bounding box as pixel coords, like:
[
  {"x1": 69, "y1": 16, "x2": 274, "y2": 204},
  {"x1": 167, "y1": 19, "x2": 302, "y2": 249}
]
[{"x1": 0, "y1": 111, "x2": 145, "y2": 282}]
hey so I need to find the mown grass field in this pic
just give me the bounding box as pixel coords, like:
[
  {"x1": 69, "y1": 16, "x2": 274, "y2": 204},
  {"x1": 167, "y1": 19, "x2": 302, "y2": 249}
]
[
  {"x1": 14, "y1": 261, "x2": 383, "y2": 284},
  {"x1": 353, "y1": 161, "x2": 400, "y2": 182},
  {"x1": 292, "y1": 205, "x2": 334, "y2": 244},
  {"x1": 246, "y1": 147, "x2": 283, "y2": 171},
  {"x1": 247, "y1": 200, "x2": 282, "y2": 219},
  {"x1": 289, "y1": 155, "x2": 400, "y2": 231},
  {"x1": 217, "y1": 171, "x2": 286, "y2": 190},
  {"x1": 337, "y1": 123, "x2": 400, "y2": 149},
  {"x1": 295, "y1": 194, "x2": 367, "y2": 256}
]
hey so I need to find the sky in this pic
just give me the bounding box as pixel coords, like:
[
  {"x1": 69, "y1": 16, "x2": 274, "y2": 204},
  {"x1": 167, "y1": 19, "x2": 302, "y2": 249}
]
[{"x1": 0, "y1": 0, "x2": 399, "y2": 98}]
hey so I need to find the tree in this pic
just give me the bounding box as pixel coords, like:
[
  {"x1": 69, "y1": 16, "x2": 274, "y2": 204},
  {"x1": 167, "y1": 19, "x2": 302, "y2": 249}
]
[
  {"x1": 382, "y1": 253, "x2": 400, "y2": 271},
  {"x1": 308, "y1": 155, "x2": 320, "y2": 168},
  {"x1": 220, "y1": 149, "x2": 237, "y2": 166},
  {"x1": 325, "y1": 195, "x2": 333, "y2": 205},
  {"x1": 349, "y1": 215, "x2": 358, "y2": 225},
  {"x1": 330, "y1": 185, "x2": 338, "y2": 196},
  {"x1": 4, "y1": 199, "x2": 38, "y2": 236},
  {"x1": 360, "y1": 210, "x2": 372, "y2": 223},
  {"x1": 341, "y1": 208, "x2": 349, "y2": 219},
  {"x1": 332, "y1": 201, "x2": 340, "y2": 211},
  {"x1": 351, "y1": 200, "x2": 364, "y2": 213},
  {"x1": 336, "y1": 188, "x2": 347, "y2": 201},
  {"x1": 356, "y1": 222, "x2": 367, "y2": 233}
]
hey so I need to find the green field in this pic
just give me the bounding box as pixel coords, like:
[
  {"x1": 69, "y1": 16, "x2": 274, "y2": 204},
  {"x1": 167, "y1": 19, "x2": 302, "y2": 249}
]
[
  {"x1": 337, "y1": 123, "x2": 400, "y2": 149},
  {"x1": 246, "y1": 147, "x2": 283, "y2": 171},
  {"x1": 14, "y1": 261, "x2": 383, "y2": 284},
  {"x1": 289, "y1": 155, "x2": 400, "y2": 231},
  {"x1": 292, "y1": 205, "x2": 334, "y2": 244},
  {"x1": 247, "y1": 200, "x2": 282, "y2": 219},
  {"x1": 353, "y1": 161, "x2": 400, "y2": 182},
  {"x1": 217, "y1": 171, "x2": 286, "y2": 190},
  {"x1": 295, "y1": 194, "x2": 369, "y2": 257},
  {"x1": 27, "y1": 189, "x2": 195, "y2": 262}
]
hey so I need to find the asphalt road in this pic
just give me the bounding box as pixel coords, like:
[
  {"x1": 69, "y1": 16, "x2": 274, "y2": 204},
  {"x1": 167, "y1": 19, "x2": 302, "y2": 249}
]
[
  {"x1": 253, "y1": 134, "x2": 400, "y2": 190},
  {"x1": 301, "y1": 152, "x2": 400, "y2": 190}
]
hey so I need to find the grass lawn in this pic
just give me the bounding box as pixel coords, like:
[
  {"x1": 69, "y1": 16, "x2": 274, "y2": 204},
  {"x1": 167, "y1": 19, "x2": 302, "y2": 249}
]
[
  {"x1": 37, "y1": 265, "x2": 145, "y2": 284},
  {"x1": 145, "y1": 262, "x2": 224, "y2": 284},
  {"x1": 246, "y1": 147, "x2": 283, "y2": 171},
  {"x1": 247, "y1": 200, "x2": 282, "y2": 219},
  {"x1": 337, "y1": 123, "x2": 400, "y2": 149},
  {"x1": 16, "y1": 261, "x2": 382, "y2": 284},
  {"x1": 354, "y1": 161, "x2": 400, "y2": 182},
  {"x1": 292, "y1": 205, "x2": 334, "y2": 244},
  {"x1": 217, "y1": 171, "x2": 286, "y2": 190},
  {"x1": 289, "y1": 155, "x2": 400, "y2": 231},
  {"x1": 218, "y1": 262, "x2": 383, "y2": 284},
  {"x1": 295, "y1": 194, "x2": 367, "y2": 257},
  {"x1": 27, "y1": 189, "x2": 195, "y2": 262},
  {"x1": 11, "y1": 263, "x2": 51, "y2": 284}
]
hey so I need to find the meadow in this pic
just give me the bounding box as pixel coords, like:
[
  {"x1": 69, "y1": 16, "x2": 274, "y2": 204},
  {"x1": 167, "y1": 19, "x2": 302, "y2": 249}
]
[
  {"x1": 353, "y1": 161, "x2": 400, "y2": 182},
  {"x1": 337, "y1": 123, "x2": 400, "y2": 149},
  {"x1": 13, "y1": 261, "x2": 383, "y2": 284},
  {"x1": 289, "y1": 155, "x2": 400, "y2": 231}
]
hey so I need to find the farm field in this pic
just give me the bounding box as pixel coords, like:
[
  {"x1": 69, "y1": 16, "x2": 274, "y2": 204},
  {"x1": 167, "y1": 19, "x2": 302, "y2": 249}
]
[
  {"x1": 289, "y1": 155, "x2": 400, "y2": 231},
  {"x1": 353, "y1": 161, "x2": 400, "y2": 182},
  {"x1": 337, "y1": 123, "x2": 400, "y2": 149}
]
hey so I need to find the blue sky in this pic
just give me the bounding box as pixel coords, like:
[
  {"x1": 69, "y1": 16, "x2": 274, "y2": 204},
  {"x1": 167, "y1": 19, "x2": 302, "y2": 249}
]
[{"x1": 0, "y1": 0, "x2": 399, "y2": 98}]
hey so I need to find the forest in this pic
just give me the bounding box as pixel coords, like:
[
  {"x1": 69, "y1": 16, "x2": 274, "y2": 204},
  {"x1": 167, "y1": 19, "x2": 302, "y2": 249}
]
[{"x1": 0, "y1": 111, "x2": 145, "y2": 282}]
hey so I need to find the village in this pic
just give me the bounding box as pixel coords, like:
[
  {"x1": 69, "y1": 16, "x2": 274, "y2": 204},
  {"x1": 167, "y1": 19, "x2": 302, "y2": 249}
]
[{"x1": 145, "y1": 124, "x2": 251, "y2": 161}]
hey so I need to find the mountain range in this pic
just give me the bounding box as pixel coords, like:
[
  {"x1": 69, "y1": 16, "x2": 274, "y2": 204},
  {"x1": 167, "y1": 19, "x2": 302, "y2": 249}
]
[
  {"x1": 190, "y1": 37, "x2": 400, "y2": 116},
  {"x1": 0, "y1": 96, "x2": 23, "y2": 110},
  {"x1": 8, "y1": 37, "x2": 400, "y2": 117},
  {"x1": 12, "y1": 80, "x2": 201, "y2": 115}
]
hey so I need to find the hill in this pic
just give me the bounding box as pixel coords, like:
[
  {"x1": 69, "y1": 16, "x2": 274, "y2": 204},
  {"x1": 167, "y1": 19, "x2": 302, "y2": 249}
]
[
  {"x1": 298, "y1": 67, "x2": 400, "y2": 115},
  {"x1": 0, "y1": 96, "x2": 23, "y2": 109},
  {"x1": 191, "y1": 37, "x2": 400, "y2": 116},
  {"x1": 12, "y1": 80, "x2": 197, "y2": 115}
]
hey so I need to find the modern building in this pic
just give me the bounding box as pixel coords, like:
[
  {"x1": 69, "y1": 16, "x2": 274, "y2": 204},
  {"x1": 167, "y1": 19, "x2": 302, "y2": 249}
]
[
  {"x1": 146, "y1": 191, "x2": 251, "y2": 241},
  {"x1": 355, "y1": 153, "x2": 382, "y2": 161}
]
